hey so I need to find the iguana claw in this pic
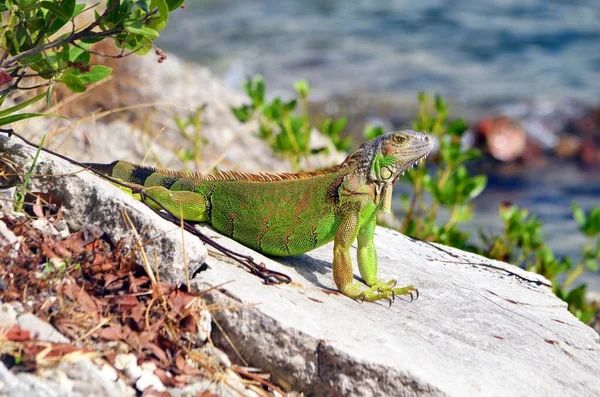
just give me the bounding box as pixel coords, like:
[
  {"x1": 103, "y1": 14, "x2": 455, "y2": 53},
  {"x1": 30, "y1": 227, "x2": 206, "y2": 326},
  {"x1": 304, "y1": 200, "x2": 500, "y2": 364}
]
[{"x1": 342, "y1": 280, "x2": 417, "y2": 305}]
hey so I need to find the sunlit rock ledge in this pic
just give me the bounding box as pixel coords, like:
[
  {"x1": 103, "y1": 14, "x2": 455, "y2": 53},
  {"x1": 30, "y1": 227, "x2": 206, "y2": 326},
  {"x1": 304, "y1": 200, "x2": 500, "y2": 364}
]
[{"x1": 2, "y1": 131, "x2": 600, "y2": 397}]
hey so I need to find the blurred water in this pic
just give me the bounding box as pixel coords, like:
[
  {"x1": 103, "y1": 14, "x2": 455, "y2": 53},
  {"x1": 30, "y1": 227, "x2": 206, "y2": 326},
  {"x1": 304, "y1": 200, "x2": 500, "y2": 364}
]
[{"x1": 159, "y1": 0, "x2": 600, "y2": 105}]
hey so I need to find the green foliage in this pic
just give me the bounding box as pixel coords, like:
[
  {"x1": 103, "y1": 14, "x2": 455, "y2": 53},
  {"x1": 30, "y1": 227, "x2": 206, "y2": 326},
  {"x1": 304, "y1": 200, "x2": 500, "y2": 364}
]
[
  {"x1": 231, "y1": 76, "x2": 350, "y2": 170},
  {"x1": 0, "y1": 0, "x2": 181, "y2": 96},
  {"x1": 405, "y1": 93, "x2": 599, "y2": 327},
  {"x1": 14, "y1": 134, "x2": 45, "y2": 213},
  {"x1": 0, "y1": 0, "x2": 182, "y2": 127},
  {"x1": 321, "y1": 117, "x2": 351, "y2": 152},
  {"x1": 0, "y1": 91, "x2": 52, "y2": 126},
  {"x1": 1, "y1": 0, "x2": 181, "y2": 213},
  {"x1": 481, "y1": 203, "x2": 599, "y2": 324},
  {"x1": 174, "y1": 105, "x2": 208, "y2": 170},
  {"x1": 363, "y1": 124, "x2": 385, "y2": 141}
]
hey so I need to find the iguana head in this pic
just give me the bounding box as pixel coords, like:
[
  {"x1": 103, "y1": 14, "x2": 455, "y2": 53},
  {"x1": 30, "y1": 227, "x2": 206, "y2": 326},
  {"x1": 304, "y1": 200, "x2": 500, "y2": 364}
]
[
  {"x1": 362, "y1": 130, "x2": 434, "y2": 213},
  {"x1": 369, "y1": 130, "x2": 434, "y2": 183}
]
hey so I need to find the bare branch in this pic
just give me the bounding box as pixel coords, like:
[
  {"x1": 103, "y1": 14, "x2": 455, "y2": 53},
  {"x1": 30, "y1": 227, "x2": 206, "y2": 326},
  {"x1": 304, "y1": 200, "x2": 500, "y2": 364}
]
[{"x1": 15, "y1": 81, "x2": 53, "y2": 90}]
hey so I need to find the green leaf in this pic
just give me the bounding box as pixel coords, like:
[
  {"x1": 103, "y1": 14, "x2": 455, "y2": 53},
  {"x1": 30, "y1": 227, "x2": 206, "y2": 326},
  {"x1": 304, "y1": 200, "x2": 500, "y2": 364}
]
[
  {"x1": 166, "y1": 0, "x2": 184, "y2": 11},
  {"x1": 283, "y1": 99, "x2": 297, "y2": 113},
  {"x1": 0, "y1": 112, "x2": 59, "y2": 126},
  {"x1": 457, "y1": 147, "x2": 482, "y2": 163},
  {"x1": 588, "y1": 208, "x2": 600, "y2": 235},
  {"x1": 60, "y1": 0, "x2": 76, "y2": 17},
  {"x1": 0, "y1": 92, "x2": 46, "y2": 118},
  {"x1": 21, "y1": 2, "x2": 44, "y2": 12},
  {"x1": 69, "y1": 42, "x2": 90, "y2": 62},
  {"x1": 453, "y1": 204, "x2": 474, "y2": 223},
  {"x1": 447, "y1": 118, "x2": 469, "y2": 137},
  {"x1": 105, "y1": 0, "x2": 120, "y2": 23},
  {"x1": 133, "y1": 37, "x2": 153, "y2": 55},
  {"x1": 80, "y1": 36, "x2": 104, "y2": 44},
  {"x1": 252, "y1": 76, "x2": 265, "y2": 106},
  {"x1": 125, "y1": 25, "x2": 160, "y2": 40},
  {"x1": 46, "y1": 85, "x2": 53, "y2": 108},
  {"x1": 147, "y1": 17, "x2": 167, "y2": 31},
  {"x1": 231, "y1": 105, "x2": 252, "y2": 123},
  {"x1": 26, "y1": 17, "x2": 46, "y2": 34},
  {"x1": 72, "y1": 3, "x2": 86, "y2": 17},
  {"x1": 45, "y1": 0, "x2": 76, "y2": 35},
  {"x1": 135, "y1": 0, "x2": 151, "y2": 13},
  {"x1": 364, "y1": 125, "x2": 385, "y2": 140},
  {"x1": 434, "y1": 94, "x2": 447, "y2": 113},
  {"x1": 151, "y1": 0, "x2": 169, "y2": 23},
  {"x1": 77, "y1": 65, "x2": 112, "y2": 84},
  {"x1": 294, "y1": 79, "x2": 310, "y2": 97},
  {"x1": 333, "y1": 118, "x2": 348, "y2": 134},
  {"x1": 60, "y1": 74, "x2": 86, "y2": 92},
  {"x1": 18, "y1": 52, "x2": 44, "y2": 66},
  {"x1": 572, "y1": 203, "x2": 586, "y2": 229},
  {"x1": 584, "y1": 258, "x2": 598, "y2": 272},
  {"x1": 46, "y1": 16, "x2": 69, "y2": 36},
  {"x1": 468, "y1": 175, "x2": 487, "y2": 200},
  {"x1": 40, "y1": 1, "x2": 70, "y2": 19}
]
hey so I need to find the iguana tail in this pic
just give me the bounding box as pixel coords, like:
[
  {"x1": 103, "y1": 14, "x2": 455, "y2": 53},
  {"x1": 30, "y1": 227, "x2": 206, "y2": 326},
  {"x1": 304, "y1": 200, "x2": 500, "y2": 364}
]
[
  {"x1": 84, "y1": 161, "x2": 210, "y2": 222},
  {"x1": 84, "y1": 161, "x2": 184, "y2": 189}
]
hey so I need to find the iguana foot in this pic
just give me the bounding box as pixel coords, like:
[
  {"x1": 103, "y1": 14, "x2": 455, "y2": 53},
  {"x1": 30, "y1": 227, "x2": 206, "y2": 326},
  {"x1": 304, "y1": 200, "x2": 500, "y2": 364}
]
[
  {"x1": 370, "y1": 279, "x2": 418, "y2": 299},
  {"x1": 339, "y1": 281, "x2": 418, "y2": 304}
]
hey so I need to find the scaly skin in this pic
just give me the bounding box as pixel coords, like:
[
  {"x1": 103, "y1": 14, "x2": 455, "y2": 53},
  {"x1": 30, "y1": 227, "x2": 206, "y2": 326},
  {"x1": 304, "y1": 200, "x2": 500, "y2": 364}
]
[{"x1": 86, "y1": 130, "x2": 434, "y2": 303}]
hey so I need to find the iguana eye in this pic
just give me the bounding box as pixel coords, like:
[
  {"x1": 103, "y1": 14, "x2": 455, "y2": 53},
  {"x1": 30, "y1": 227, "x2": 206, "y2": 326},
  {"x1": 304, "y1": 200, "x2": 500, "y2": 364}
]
[{"x1": 394, "y1": 135, "x2": 406, "y2": 144}]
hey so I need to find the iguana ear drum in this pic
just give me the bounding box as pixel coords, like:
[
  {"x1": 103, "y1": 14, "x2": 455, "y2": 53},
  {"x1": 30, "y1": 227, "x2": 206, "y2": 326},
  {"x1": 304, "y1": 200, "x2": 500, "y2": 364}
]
[{"x1": 380, "y1": 167, "x2": 393, "y2": 180}]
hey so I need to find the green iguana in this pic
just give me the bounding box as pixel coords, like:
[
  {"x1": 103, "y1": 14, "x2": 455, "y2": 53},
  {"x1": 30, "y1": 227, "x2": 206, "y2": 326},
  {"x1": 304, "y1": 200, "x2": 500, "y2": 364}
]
[{"x1": 86, "y1": 130, "x2": 433, "y2": 303}]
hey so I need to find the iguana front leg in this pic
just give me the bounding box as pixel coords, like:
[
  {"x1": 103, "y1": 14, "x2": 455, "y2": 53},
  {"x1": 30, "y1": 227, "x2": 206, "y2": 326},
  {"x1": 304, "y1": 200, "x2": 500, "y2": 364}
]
[
  {"x1": 357, "y1": 214, "x2": 417, "y2": 299},
  {"x1": 333, "y1": 207, "x2": 400, "y2": 302}
]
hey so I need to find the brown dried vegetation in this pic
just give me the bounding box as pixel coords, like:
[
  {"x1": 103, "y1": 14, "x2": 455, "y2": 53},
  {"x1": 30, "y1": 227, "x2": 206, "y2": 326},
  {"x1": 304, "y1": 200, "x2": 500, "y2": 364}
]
[{"x1": 0, "y1": 205, "x2": 283, "y2": 395}]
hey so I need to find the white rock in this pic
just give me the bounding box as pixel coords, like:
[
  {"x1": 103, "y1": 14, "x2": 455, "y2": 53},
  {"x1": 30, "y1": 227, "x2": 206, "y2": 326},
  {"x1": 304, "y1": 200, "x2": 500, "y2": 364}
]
[
  {"x1": 0, "y1": 220, "x2": 20, "y2": 257},
  {"x1": 193, "y1": 225, "x2": 600, "y2": 397},
  {"x1": 30, "y1": 218, "x2": 62, "y2": 238},
  {"x1": 196, "y1": 309, "x2": 212, "y2": 343},
  {"x1": 96, "y1": 361, "x2": 119, "y2": 383},
  {"x1": 0, "y1": 302, "x2": 18, "y2": 327},
  {"x1": 17, "y1": 312, "x2": 70, "y2": 344},
  {"x1": 135, "y1": 362, "x2": 165, "y2": 392},
  {"x1": 114, "y1": 353, "x2": 142, "y2": 381}
]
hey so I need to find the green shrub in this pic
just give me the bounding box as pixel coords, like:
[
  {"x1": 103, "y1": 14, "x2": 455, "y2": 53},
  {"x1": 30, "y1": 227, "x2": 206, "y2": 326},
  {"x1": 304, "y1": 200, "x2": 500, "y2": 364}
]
[
  {"x1": 231, "y1": 76, "x2": 349, "y2": 171},
  {"x1": 0, "y1": 0, "x2": 181, "y2": 125}
]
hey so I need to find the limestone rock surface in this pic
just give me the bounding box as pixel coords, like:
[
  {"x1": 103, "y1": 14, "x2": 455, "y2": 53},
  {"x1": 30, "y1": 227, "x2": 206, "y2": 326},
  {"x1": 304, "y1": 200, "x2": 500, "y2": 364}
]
[{"x1": 1, "y1": 134, "x2": 599, "y2": 397}]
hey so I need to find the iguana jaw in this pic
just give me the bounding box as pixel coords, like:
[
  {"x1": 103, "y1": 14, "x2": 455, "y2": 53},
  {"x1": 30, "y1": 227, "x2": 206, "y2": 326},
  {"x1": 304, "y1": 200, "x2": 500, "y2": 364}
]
[{"x1": 393, "y1": 150, "x2": 430, "y2": 184}]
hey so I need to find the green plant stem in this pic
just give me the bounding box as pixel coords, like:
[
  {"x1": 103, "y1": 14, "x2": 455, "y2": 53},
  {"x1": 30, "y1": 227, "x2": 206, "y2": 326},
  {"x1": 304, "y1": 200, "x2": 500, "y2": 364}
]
[{"x1": 14, "y1": 134, "x2": 45, "y2": 213}]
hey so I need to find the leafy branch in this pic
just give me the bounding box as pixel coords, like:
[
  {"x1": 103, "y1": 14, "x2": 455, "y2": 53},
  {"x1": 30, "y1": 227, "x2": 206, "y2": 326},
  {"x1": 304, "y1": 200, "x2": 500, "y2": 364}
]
[
  {"x1": 0, "y1": 0, "x2": 183, "y2": 128},
  {"x1": 0, "y1": 0, "x2": 183, "y2": 96}
]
